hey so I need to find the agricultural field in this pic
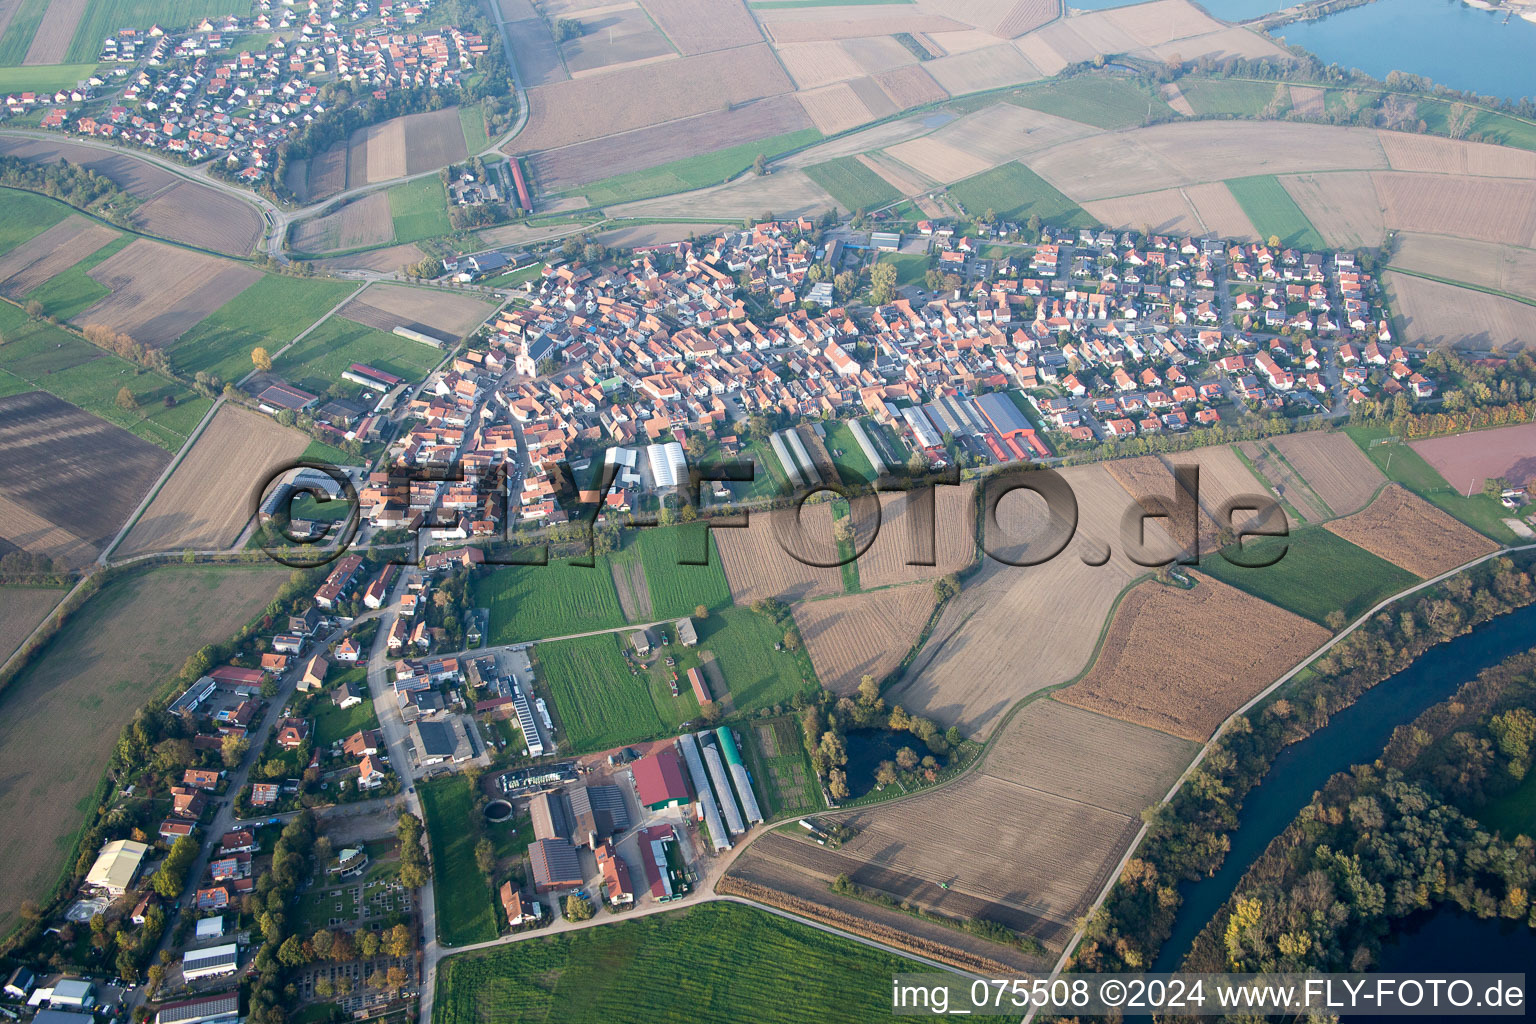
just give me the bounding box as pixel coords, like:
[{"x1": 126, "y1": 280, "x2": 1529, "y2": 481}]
[
  {"x1": 803, "y1": 155, "x2": 899, "y2": 212},
  {"x1": 1008, "y1": 75, "x2": 1176, "y2": 129},
  {"x1": 418, "y1": 775, "x2": 500, "y2": 947},
  {"x1": 0, "y1": 303, "x2": 208, "y2": 451},
  {"x1": 570, "y1": 128, "x2": 821, "y2": 207},
  {"x1": 18, "y1": 236, "x2": 134, "y2": 322},
  {"x1": 386, "y1": 177, "x2": 452, "y2": 243},
  {"x1": 0, "y1": 215, "x2": 119, "y2": 300},
  {"x1": 1346, "y1": 425, "x2": 1519, "y2": 542},
  {"x1": 1103, "y1": 446, "x2": 1276, "y2": 558},
  {"x1": 536, "y1": 632, "x2": 670, "y2": 752},
  {"x1": 432, "y1": 901, "x2": 918, "y2": 1024},
  {"x1": 1388, "y1": 233, "x2": 1536, "y2": 302},
  {"x1": 1237, "y1": 439, "x2": 1330, "y2": 523},
  {"x1": 1083, "y1": 187, "x2": 1208, "y2": 238},
  {"x1": 129, "y1": 181, "x2": 265, "y2": 257},
  {"x1": 1410, "y1": 422, "x2": 1536, "y2": 496},
  {"x1": 627, "y1": 523, "x2": 732, "y2": 619},
  {"x1": 291, "y1": 193, "x2": 397, "y2": 254},
  {"x1": 1323, "y1": 484, "x2": 1499, "y2": 579},
  {"x1": 715, "y1": 502, "x2": 845, "y2": 605},
  {"x1": 1197, "y1": 524, "x2": 1419, "y2": 627},
  {"x1": 269, "y1": 316, "x2": 446, "y2": 395},
  {"x1": 0, "y1": 187, "x2": 71, "y2": 256},
  {"x1": 740, "y1": 714, "x2": 821, "y2": 818},
  {"x1": 782, "y1": 698, "x2": 1196, "y2": 951},
  {"x1": 558, "y1": 5, "x2": 675, "y2": 75},
  {"x1": 115, "y1": 404, "x2": 310, "y2": 558},
  {"x1": 792, "y1": 584, "x2": 935, "y2": 694},
  {"x1": 74, "y1": 240, "x2": 261, "y2": 348},
  {"x1": 1373, "y1": 171, "x2": 1536, "y2": 247},
  {"x1": 400, "y1": 106, "x2": 470, "y2": 175},
  {"x1": 0, "y1": 584, "x2": 65, "y2": 660},
  {"x1": 0, "y1": 390, "x2": 169, "y2": 566},
  {"x1": 1279, "y1": 171, "x2": 1386, "y2": 249},
  {"x1": 854, "y1": 483, "x2": 978, "y2": 590},
  {"x1": 1176, "y1": 77, "x2": 1283, "y2": 117},
  {"x1": 0, "y1": 63, "x2": 95, "y2": 92},
  {"x1": 641, "y1": 0, "x2": 763, "y2": 54},
  {"x1": 923, "y1": 43, "x2": 1041, "y2": 97},
  {"x1": 884, "y1": 464, "x2": 1142, "y2": 739},
  {"x1": 167, "y1": 275, "x2": 358, "y2": 382},
  {"x1": 473, "y1": 558, "x2": 628, "y2": 646},
  {"x1": 1057, "y1": 577, "x2": 1331, "y2": 741},
  {"x1": 946, "y1": 161, "x2": 1090, "y2": 227},
  {"x1": 340, "y1": 283, "x2": 497, "y2": 342},
  {"x1": 1376, "y1": 130, "x2": 1536, "y2": 177},
  {"x1": 0, "y1": 563, "x2": 287, "y2": 938},
  {"x1": 1266, "y1": 430, "x2": 1385, "y2": 516},
  {"x1": 697, "y1": 605, "x2": 819, "y2": 712},
  {"x1": 1386, "y1": 271, "x2": 1536, "y2": 351},
  {"x1": 1225, "y1": 174, "x2": 1328, "y2": 249}
]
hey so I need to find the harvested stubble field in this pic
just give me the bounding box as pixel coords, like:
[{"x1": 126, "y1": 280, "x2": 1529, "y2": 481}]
[
  {"x1": 1183, "y1": 180, "x2": 1261, "y2": 239},
  {"x1": 1386, "y1": 271, "x2": 1536, "y2": 350},
  {"x1": 758, "y1": 12, "x2": 968, "y2": 44},
  {"x1": 1279, "y1": 171, "x2": 1385, "y2": 249},
  {"x1": 291, "y1": 192, "x2": 395, "y2": 253},
  {"x1": 1030, "y1": 121, "x2": 1387, "y2": 203},
  {"x1": 773, "y1": 40, "x2": 866, "y2": 89},
  {"x1": 641, "y1": 0, "x2": 763, "y2": 53},
  {"x1": 1057, "y1": 577, "x2": 1330, "y2": 741},
  {"x1": 884, "y1": 464, "x2": 1140, "y2": 739},
  {"x1": 1373, "y1": 171, "x2": 1536, "y2": 247},
  {"x1": 0, "y1": 584, "x2": 64, "y2": 660},
  {"x1": 560, "y1": 6, "x2": 676, "y2": 76},
  {"x1": 1322, "y1": 483, "x2": 1499, "y2": 579},
  {"x1": 340, "y1": 283, "x2": 496, "y2": 340},
  {"x1": 0, "y1": 564, "x2": 287, "y2": 937},
  {"x1": 873, "y1": 63, "x2": 948, "y2": 107},
  {"x1": 1238, "y1": 438, "x2": 1329, "y2": 522},
  {"x1": 924, "y1": 42, "x2": 1041, "y2": 96},
  {"x1": 115, "y1": 404, "x2": 310, "y2": 557},
  {"x1": 0, "y1": 215, "x2": 117, "y2": 298},
  {"x1": 528, "y1": 96, "x2": 812, "y2": 192},
  {"x1": 358, "y1": 118, "x2": 407, "y2": 183},
  {"x1": 779, "y1": 698, "x2": 1195, "y2": 949},
  {"x1": 1410, "y1": 421, "x2": 1536, "y2": 494},
  {"x1": 715, "y1": 502, "x2": 845, "y2": 604},
  {"x1": 1265, "y1": 430, "x2": 1384, "y2": 516},
  {"x1": 1289, "y1": 84, "x2": 1325, "y2": 117},
  {"x1": 510, "y1": 44, "x2": 792, "y2": 152},
  {"x1": 891, "y1": 102, "x2": 1095, "y2": 185},
  {"x1": 796, "y1": 80, "x2": 886, "y2": 136},
  {"x1": 1084, "y1": 187, "x2": 1206, "y2": 237},
  {"x1": 130, "y1": 181, "x2": 264, "y2": 257},
  {"x1": 855, "y1": 483, "x2": 977, "y2": 589},
  {"x1": 1388, "y1": 233, "x2": 1536, "y2": 301},
  {"x1": 0, "y1": 390, "x2": 169, "y2": 564},
  {"x1": 1103, "y1": 446, "x2": 1274, "y2": 558},
  {"x1": 76, "y1": 240, "x2": 260, "y2": 347},
  {"x1": 1377, "y1": 130, "x2": 1536, "y2": 178},
  {"x1": 792, "y1": 584, "x2": 935, "y2": 694},
  {"x1": 504, "y1": 16, "x2": 566, "y2": 88},
  {"x1": 856, "y1": 151, "x2": 935, "y2": 197}
]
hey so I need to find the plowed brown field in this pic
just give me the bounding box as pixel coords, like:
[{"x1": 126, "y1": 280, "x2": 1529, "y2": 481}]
[
  {"x1": 1373, "y1": 171, "x2": 1536, "y2": 247},
  {"x1": 855, "y1": 483, "x2": 977, "y2": 589},
  {"x1": 793, "y1": 584, "x2": 935, "y2": 694},
  {"x1": 1266, "y1": 431, "x2": 1385, "y2": 516},
  {"x1": 1410, "y1": 421, "x2": 1536, "y2": 494},
  {"x1": 1322, "y1": 484, "x2": 1499, "y2": 578},
  {"x1": 77, "y1": 241, "x2": 259, "y2": 347},
  {"x1": 0, "y1": 216, "x2": 117, "y2": 298},
  {"x1": 1057, "y1": 577, "x2": 1330, "y2": 740},
  {"x1": 641, "y1": 0, "x2": 762, "y2": 53},
  {"x1": 716, "y1": 502, "x2": 845, "y2": 604},
  {"x1": 129, "y1": 181, "x2": 264, "y2": 257}
]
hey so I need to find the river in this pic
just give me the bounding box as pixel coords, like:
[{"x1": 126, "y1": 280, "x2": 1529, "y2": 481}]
[
  {"x1": 1148, "y1": 599, "x2": 1536, "y2": 974},
  {"x1": 1066, "y1": 0, "x2": 1536, "y2": 103}
]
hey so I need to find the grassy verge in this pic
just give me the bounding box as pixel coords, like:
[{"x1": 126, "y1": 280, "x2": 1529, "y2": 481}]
[{"x1": 418, "y1": 775, "x2": 499, "y2": 946}]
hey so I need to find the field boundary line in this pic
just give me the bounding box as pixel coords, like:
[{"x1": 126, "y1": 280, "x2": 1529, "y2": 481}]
[
  {"x1": 1383, "y1": 264, "x2": 1536, "y2": 310},
  {"x1": 1027, "y1": 541, "x2": 1536, "y2": 1021}
]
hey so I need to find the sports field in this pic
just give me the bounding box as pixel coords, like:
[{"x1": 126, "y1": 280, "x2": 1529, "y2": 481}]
[
  {"x1": 431, "y1": 901, "x2": 916, "y2": 1024},
  {"x1": 803, "y1": 155, "x2": 900, "y2": 213},
  {"x1": 419, "y1": 775, "x2": 499, "y2": 946},
  {"x1": 1225, "y1": 175, "x2": 1327, "y2": 249},
  {"x1": 170, "y1": 275, "x2": 356, "y2": 382},
  {"x1": 270, "y1": 316, "x2": 444, "y2": 395},
  {"x1": 1344, "y1": 426, "x2": 1517, "y2": 542},
  {"x1": 1197, "y1": 525, "x2": 1419, "y2": 626},
  {"x1": 387, "y1": 177, "x2": 452, "y2": 243},
  {"x1": 947, "y1": 162, "x2": 1090, "y2": 227},
  {"x1": 473, "y1": 558, "x2": 627, "y2": 645}
]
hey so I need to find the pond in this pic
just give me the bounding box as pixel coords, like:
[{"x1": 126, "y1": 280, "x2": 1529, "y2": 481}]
[{"x1": 843, "y1": 729, "x2": 919, "y2": 799}]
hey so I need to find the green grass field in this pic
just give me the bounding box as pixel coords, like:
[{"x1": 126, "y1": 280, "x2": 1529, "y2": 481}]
[
  {"x1": 536, "y1": 633, "x2": 668, "y2": 752},
  {"x1": 947, "y1": 162, "x2": 1091, "y2": 228},
  {"x1": 739, "y1": 715, "x2": 821, "y2": 818},
  {"x1": 0, "y1": 303, "x2": 209, "y2": 451},
  {"x1": 58, "y1": 1, "x2": 239, "y2": 63},
  {"x1": 628, "y1": 523, "x2": 732, "y2": 619},
  {"x1": 431, "y1": 901, "x2": 917, "y2": 1024},
  {"x1": 878, "y1": 252, "x2": 930, "y2": 289},
  {"x1": 697, "y1": 606, "x2": 818, "y2": 712},
  {"x1": 311, "y1": 667, "x2": 379, "y2": 747},
  {"x1": 419, "y1": 775, "x2": 499, "y2": 946},
  {"x1": 388, "y1": 178, "x2": 453, "y2": 243},
  {"x1": 1344, "y1": 426, "x2": 1517, "y2": 542},
  {"x1": 803, "y1": 155, "x2": 900, "y2": 213},
  {"x1": 301, "y1": 438, "x2": 365, "y2": 467},
  {"x1": 1198, "y1": 525, "x2": 1419, "y2": 626},
  {"x1": 474, "y1": 558, "x2": 628, "y2": 645},
  {"x1": 481, "y1": 263, "x2": 546, "y2": 290},
  {"x1": 0, "y1": 64, "x2": 99, "y2": 93},
  {"x1": 1177, "y1": 77, "x2": 1285, "y2": 117},
  {"x1": 823, "y1": 419, "x2": 876, "y2": 482},
  {"x1": 22, "y1": 235, "x2": 132, "y2": 321},
  {"x1": 458, "y1": 103, "x2": 491, "y2": 154},
  {"x1": 1225, "y1": 175, "x2": 1328, "y2": 250},
  {"x1": 1009, "y1": 76, "x2": 1177, "y2": 129},
  {"x1": 169, "y1": 275, "x2": 357, "y2": 382},
  {"x1": 272, "y1": 316, "x2": 444, "y2": 395},
  {"x1": 575, "y1": 128, "x2": 822, "y2": 207},
  {"x1": 0, "y1": 188, "x2": 71, "y2": 255}
]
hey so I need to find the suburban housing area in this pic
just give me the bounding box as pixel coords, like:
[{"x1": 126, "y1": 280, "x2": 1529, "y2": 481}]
[{"x1": 0, "y1": 0, "x2": 1535, "y2": 1022}]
